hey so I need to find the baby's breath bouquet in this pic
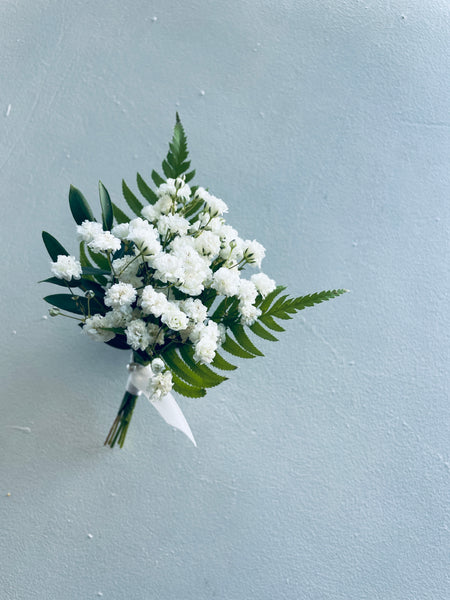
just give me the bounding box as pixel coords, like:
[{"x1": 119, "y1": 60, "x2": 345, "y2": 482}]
[{"x1": 41, "y1": 115, "x2": 346, "y2": 448}]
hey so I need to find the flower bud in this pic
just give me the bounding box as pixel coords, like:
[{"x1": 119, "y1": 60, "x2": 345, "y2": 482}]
[
  {"x1": 151, "y1": 358, "x2": 165, "y2": 374},
  {"x1": 48, "y1": 307, "x2": 60, "y2": 317},
  {"x1": 85, "y1": 290, "x2": 95, "y2": 299}
]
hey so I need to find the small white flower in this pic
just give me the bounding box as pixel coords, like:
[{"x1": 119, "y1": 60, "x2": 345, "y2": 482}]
[
  {"x1": 148, "y1": 370, "x2": 173, "y2": 400},
  {"x1": 83, "y1": 314, "x2": 115, "y2": 342},
  {"x1": 153, "y1": 253, "x2": 184, "y2": 284},
  {"x1": 76, "y1": 220, "x2": 103, "y2": 243},
  {"x1": 160, "y1": 304, "x2": 189, "y2": 331},
  {"x1": 104, "y1": 283, "x2": 137, "y2": 309},
  {"x1": 195, "y1": 187, "x2": 228, "y2": 216},
  {"x1": 217, "y1": 323, "x2": 226, "y2": 345},
  {"x1": 111, "y1": 223, "x2": 129, "y2": 240},
  {"x1": 51, "y1": 255, "x2": 82, "y2": 281},
  {"x1": 157, "y1": 179, "x2": 176, "y2": 197},
  {"x1": 151, "y1": 358, "x2": 165, "y2": 373},
  {"x1": 238, "y1": 279, "x2": 258, "y2": 305},
  {"x1": 192, "y1": 321, "x2": 219, "y2": 364},
  {"x1": 194, "y1": 230, "x2": 221, "y2": 259},
  {"x1": 179, "y1": 298, "x2": 208, "y2": 323},
  {"x1": 175, "y1": 178, "x2": 191, "y2": 201},
  {"x1": 157, "y1": 214, "x2": 190, "y2": 237},
  {"x1": 125, "y1": 319, "x2": 152, "y2": 351},
  {"x1": 243, "y1": 239, "x2": 265, "y2": 268},
  {"x1": 140, "y1": 286, "x2": 169, "y2": 317},
  {"x1": 88, "y1": 231, "x2": 121, "y2": 253},
  {"x1": 211, "y1": 266, "x2": 241, "y2": 297},
  {"x1": 103, "y1": 307, "x2": 133, "y2": 328},
  {"x1": 141, "y1": 205, "x2": 159, "y2": 222},
  {"x1": 251, "y1": 273, "x2": 276, "y2": 298},
  {"x1": 111, "y1": 256, "x2": 143, "y2": 287},
  {"x1": 238, "y1": 302, "x2": 262, "y2": 326},
  {"x1": 127, "y1": 218, "x2": 161, "y2": 257}
]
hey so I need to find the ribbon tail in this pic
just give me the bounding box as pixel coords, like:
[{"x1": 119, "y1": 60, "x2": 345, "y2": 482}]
[{"x1": 149, "y1": 392, "x2": 197, "y2": 447}]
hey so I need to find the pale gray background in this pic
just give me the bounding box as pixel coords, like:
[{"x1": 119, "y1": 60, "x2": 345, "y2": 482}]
[{"x1": 1, "y1": 1, "x2": 449, "y2": 599}]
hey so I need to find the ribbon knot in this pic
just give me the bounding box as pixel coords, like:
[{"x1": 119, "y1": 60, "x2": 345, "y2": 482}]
[{"x1": 126, "y1": 361, "x2": 196, "y2": 446}]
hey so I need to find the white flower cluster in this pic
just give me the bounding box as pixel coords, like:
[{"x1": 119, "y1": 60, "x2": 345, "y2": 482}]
[{"x1": 50, "y1": 175, "x2": 276, "y2": 367}]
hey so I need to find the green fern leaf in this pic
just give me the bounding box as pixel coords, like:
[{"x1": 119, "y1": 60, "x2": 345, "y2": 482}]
[
  {"x1": 292, "y1": 289, "x2": 348, "y2": 311},
  {"x1": 258, "y1": 286, "x2": 286, "y2": 311},
  {"x1": 122, "y1": 180, "x2": 143, "y2": 216},
  {"x1": 249, "y1": 321, "x2": 278, "y2": 342},
  {"x1": 112, "y1": 202, "x2": 130, "y2": 224},
  {"x1": 259, "y1": 315, "x2": 285, "y2": 332},
  {"x1": 171, "y1": 373, "x2": 206, "y2": 398},
  {"x1": 211, "y1": 352, "x2": 237, "y2": 371},
  {"x1": 151, "y1": 170, "x2": 165, "y2": 187},
  {"x1": 179, "y1": 345, "x2": 228, "y2": 387},
  {"x1": 222, "y1": 334, "x2": 256, "y2": 359},
  {"x1": 162, "y1": 346, "x2": 208, "y2": 389},
  {"x1": 230, "y1": 324, "x2": 264, "y2": 357},
  {"x1": 136, "y1": 173, "x2": 158, "y2": 204},
  {"x1": 184, "y1": 170, "x2": 196, "y2": 183}
]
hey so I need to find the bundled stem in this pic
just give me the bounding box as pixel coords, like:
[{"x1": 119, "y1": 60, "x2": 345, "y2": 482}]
[{"x1": 104, "y1": 391, "x2": 138, "y2": 448}]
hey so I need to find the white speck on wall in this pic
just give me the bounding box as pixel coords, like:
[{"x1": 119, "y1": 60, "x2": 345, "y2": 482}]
[
  {"x1": 10, "y1": 426, "x2": 31, "y2": 433},
  {"x1": 87, "y1": 533, "x2": 93, "y2": 539},
  {"x1": 6, "y1": 104, "x2": 11, "y2": 117},
  {"x1": 200, "y1": 90, "x2": 205, "y2": 96},
  {"x1": 151, "y1": 16, "x2": 157, "y2": 22}
]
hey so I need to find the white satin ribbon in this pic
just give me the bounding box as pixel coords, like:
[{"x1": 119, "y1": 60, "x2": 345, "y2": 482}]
[{"x1": 126, "y1": 362, "x2": 197, "y2": 447}]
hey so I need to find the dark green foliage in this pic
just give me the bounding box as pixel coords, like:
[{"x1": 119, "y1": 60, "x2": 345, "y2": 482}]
[
  {"x1": 229, "y1": 324, "x2": 264, "y2": 357},
  {"x1": 98, "y1": 181, "x2": 113, "y2": 230},
  {"x1": 162, "y1": 345, "x2": 207, "y2": 389},
  {"x1": 41, "y1": 114, "x2": 347, "y2": 417},
  {"x1": 44, "y1": 293, "x2": 91, "y2": 316},
  {"x1": 87, "y1": 247, "x2": 110, "y2": 271},
  {"x1": 136, "y1": 173, "x2": 158, "y2": 204},
  {"x1": 179, "y1": 345, "x2": 228, "y2": 387},
  {"x1": 211, "y1": 352, "x2": 238, "y2": 371},
  {"x1": 112, "y1": 202, "x2": 130, "y2": 224},
  {"x1": 249, "y1": 321, "x2": 278, "y2": 342},
  {"x1": 105, "y1": 335, "x2": 130, "y2": 350},
  {"x1": 69, "y1": 185, "x2": 95, "y2": 225},
  {"x1": 122, "y1": 180, "x2": 143, "y2": 216},
  {"x1": 171, "y1": 373, "x2": 206, "y2": 398},
  {"x1": 42, "y1": 232, "x2": 69, "y2": 261},
  {"x1": 221, "y1": 334, "x2": 256, "y2": 359},
  {"x1": 151, "y1": 170, "x2": 165, "y2": 187}
]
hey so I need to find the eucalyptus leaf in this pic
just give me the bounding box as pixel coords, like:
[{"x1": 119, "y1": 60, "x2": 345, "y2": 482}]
[
  {"x1": 99, "y1": 181, "x2": 113, "y2": 231},
  {"x1": 43, "y1": 294, "x2": 90, "y2": 316},
  {"x1": 42, "y1": 231, "x2": 69, "y2": 261},
  {"x1": 69, "y1": 185, "x2": 95, "y2": 225}
]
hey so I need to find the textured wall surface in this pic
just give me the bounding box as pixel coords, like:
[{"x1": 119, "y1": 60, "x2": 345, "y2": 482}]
[{"x1": 1, "y1": 1, "x2": 449, "y2": 599}]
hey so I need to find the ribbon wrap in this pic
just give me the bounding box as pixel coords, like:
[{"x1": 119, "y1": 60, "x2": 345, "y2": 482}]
[{"x1": 126, "y1": 361, "x2": 196, "y2": 446}]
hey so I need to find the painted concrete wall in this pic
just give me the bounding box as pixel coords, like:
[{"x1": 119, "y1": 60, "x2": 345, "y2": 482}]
[{"x1": 1, "y1": 1, "x2": 448, "y2": 598}]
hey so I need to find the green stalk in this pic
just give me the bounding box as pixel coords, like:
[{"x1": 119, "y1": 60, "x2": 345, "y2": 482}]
[{"x1": 104, "y1": 391, "x2": 138, "y2": 448}]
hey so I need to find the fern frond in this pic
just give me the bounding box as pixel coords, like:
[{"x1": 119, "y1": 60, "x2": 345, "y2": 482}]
[{"x1": 122, "y1": 180, "x2": 143, "y2": 216}]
